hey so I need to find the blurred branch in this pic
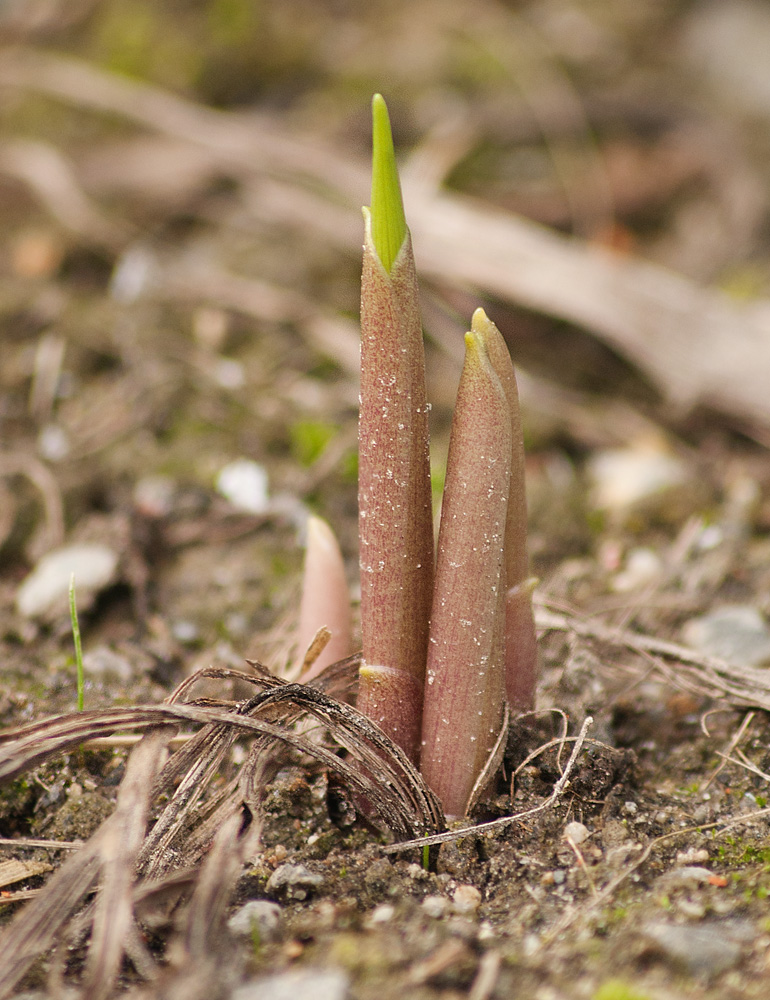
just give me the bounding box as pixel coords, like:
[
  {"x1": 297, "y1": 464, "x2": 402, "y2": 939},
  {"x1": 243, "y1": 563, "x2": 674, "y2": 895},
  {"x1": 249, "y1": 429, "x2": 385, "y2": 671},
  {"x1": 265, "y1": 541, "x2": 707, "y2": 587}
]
[
  {"x1": 3, "y1": 49, "x2": 770, "y2": 434},
  {"x1": 0, "y1": 138, "x2": 126, "y2": 246}
]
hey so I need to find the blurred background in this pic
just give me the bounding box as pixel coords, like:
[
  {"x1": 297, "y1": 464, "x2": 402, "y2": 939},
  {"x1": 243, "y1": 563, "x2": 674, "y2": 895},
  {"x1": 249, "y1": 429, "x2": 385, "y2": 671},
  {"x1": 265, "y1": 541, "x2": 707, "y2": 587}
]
[{"x1": 3, "y1": 0, "x2": 770, "y2": 710}]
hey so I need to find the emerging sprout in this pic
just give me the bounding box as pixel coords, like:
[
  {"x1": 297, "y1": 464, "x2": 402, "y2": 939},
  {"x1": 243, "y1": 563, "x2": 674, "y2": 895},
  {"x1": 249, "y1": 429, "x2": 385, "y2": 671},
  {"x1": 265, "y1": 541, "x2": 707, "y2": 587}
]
[
  {"x1": 471, "y1": 309, "x2": 538, "y2": 712},
  {"x1": 370, "y1": 94, "x2": 407, "y2": 274},
  {"x1": 297, "y1": 515, "x2": 353, "y2": 683},
  {"x1": 356, "y1": 94, "x2": 434, "y2": 763},
  {"x1": 420, "y1": 326, "x2": 511, "y2": 818},
  {"x1": 354, "y1": 95, "x2": 538, "y2": 810}
]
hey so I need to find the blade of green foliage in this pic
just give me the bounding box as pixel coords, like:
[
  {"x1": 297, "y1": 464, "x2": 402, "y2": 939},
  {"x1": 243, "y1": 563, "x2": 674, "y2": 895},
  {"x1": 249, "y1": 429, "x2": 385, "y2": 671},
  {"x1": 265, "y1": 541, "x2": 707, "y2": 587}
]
[{"x1": 370, "y1": 93, "x2": 407, "y2": 273}]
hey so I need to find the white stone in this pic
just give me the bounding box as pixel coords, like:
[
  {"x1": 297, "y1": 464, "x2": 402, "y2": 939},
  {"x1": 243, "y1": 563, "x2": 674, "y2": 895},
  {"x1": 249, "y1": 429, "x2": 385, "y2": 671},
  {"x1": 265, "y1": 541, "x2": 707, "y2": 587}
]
[
  {"x1": 216, "y1": 459, "x2": 269, "y2": 515},
  {"x1": 231, "y1": 969, "x2": 349, "y2": 1000},
  {"x1": 682, "y1": 604, "x2": 770, "y2": 667},
  {"x1": 563, "y1": 821, "x2": 590, "y2": 846},
  {"x1": 588, "y1": 445, "x2": 686, "y2": 513},
  {"x1": 452, "y1": 884, "x2": 482, "y2": 914},
  {"x1": 16, "y1": 543, "x2": 119, "y2": 618},
  {"x1": 227, "y1": 900, "x2": 282, "y2": 941},
  {"x1": 421, "y1": 895, "x2": 449, "y2": 918}
]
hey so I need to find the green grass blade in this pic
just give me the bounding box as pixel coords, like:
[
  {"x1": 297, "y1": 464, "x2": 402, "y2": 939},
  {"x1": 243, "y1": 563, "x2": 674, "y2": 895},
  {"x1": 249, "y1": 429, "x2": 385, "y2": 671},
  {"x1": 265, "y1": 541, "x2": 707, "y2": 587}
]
[{"x1": 69, "y1": 573, "x2": 84, "y2": 712}]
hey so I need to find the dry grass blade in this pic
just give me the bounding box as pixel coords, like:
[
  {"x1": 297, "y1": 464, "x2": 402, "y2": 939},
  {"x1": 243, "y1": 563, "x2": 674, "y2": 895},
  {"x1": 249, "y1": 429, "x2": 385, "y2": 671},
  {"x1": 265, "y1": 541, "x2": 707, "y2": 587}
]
[
  {"x1": 0, "y1": 728, "x2": 173, "y2": 1000},
  {"x1": 536, "y1": 605, "x2": 770, "y2": 712},
  {"x1": 0, "y1": 669, "x2": 445, "y2": 997},
  {"x1": 0, "y1": 689, "x2": 443, "y2": 838},
  {"x1": 185, "y1": 810, "x2": 258, "y2": 957},
  {"x1": 82, "y1": 729, "x2": 172, "y2": 1000}
]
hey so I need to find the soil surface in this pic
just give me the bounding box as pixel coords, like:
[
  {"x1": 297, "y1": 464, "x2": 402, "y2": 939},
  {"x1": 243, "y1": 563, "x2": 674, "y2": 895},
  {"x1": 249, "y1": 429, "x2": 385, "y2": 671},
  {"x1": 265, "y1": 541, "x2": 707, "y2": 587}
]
[{"x1": 2, "y1": 2, "x2": 770, "y2": 999}]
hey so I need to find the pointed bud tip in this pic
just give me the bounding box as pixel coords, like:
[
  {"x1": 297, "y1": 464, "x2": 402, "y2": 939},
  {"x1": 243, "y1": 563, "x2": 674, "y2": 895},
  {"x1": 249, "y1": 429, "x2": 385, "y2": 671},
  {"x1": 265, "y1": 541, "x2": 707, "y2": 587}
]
[
  {"x1": 370, "y1": 93, "x2": 407, "y2": 274},
  {"x1": 471, "y1": 307, "x2": 497, "y2": 336},
  {"x1": 306, "y1": 514, "x2": 334, "y2": 550},
  {"x1": 463, "y1": 328, "x2": 489, "y2": 366}
]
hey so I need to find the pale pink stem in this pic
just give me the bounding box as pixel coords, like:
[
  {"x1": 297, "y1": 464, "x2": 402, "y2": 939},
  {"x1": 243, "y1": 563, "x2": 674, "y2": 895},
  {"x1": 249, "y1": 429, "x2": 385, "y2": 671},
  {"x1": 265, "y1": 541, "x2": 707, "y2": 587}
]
[
  {"x1": 472, "y1": 309, "x2": 538, "y2": 712},
  {"x1": 297, "y1": 515, "x2": 354, "y2": 683},
  {"x1": 357, "y1": 218, "x2": 434, "y2": 763},
  {"x1": 420, "y1": 327, "x2": 511, "y2": 817}
]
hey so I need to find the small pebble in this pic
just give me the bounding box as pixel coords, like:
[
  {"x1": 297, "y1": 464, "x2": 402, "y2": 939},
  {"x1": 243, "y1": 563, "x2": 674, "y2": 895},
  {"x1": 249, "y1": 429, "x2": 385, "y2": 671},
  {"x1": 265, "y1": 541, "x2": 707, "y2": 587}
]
[
  {"x1": 642, "y1": 920, "x2": 752, "y2": 976},
  {"x1": 110, "y1": 244, "x2": 156, "y2": 303},
  {"x1": 231, "y1": 969, "x2": 349, "y2": 1000},
  {"x1": 563, "y1": 821, "x2": 590, "y2": 845},
  {"x1": 16, "y1": 543, "x2": 119, "y2": 618},
  {"x1": 407, "y1": 862, "x2": 429, "y2": 880},
  {"x1": 682, "y1": 604, "x2": 770, "y2": 667},
  {"x1": 677, "y1": 899, "x2": 707, "y2": 919},
  {"x1": 214, "y1": 358, "x2": 246, "y2": 389},
  {"x1": 133, "y1": 475, "x2": 176, "y2": 518},
  {"x1": 171, "y1": 620, "x2": 199, "y2": 645},
  {"x1": 37, "y1": 423, "x2": 70, "y2": 462},
  {"x1": 659, "y1": 866, "x2": 716, "y2": 887},
  {"x1": 421, "y1": 895, "x2": 449, "y2": 919},
  {"x1": 216, "y1": 459, "x2": 269, "y2": 515},
  {"x1": 676, "y1": 848, "x2": 709, "y2": 864},
  {"x1": 452, "y1": 884, "x2": 482, "y2": 914},
  {"x1": 266, "y1": 863, "x2": 323, "y2": 902},
  {"x1": 366, "y1": 904, "x2": 394, "y2": 925},
  {"x1": 612, "y1": 547, "x2": 662, "y2": 592},
  {"x1": 82, "y1": 646, "x2": 134, "y2": 682},
  {"x1": 228, "y1": 900, "x2": 282, "y2": 941},
  {"x1": 477, "y1": 921, "x2": 496, "y2": 942},
  {"x1": 588, "y1": 443, "x2": 687, "y2": 514}
]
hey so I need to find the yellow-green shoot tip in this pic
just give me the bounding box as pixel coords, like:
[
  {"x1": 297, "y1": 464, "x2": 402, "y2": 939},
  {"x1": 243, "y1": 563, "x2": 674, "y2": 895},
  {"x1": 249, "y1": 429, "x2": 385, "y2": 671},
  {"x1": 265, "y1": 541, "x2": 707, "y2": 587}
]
[
  {"x1": 370, "y1": 93, "x2": 407, "y2": 273},
  {"x1": 471, "y1": 307, "x2": 493, "y2": 333}
]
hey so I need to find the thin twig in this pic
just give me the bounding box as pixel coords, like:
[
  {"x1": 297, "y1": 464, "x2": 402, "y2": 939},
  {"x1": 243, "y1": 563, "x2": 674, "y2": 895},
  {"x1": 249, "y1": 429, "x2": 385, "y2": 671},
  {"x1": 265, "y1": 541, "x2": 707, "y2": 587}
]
[
  {"x1": 703, "y1": 710, "x2": 755, "y2": 790},
  {"x1": 0, "y1": 838, "x2": 82, "y2": 851},
  {"x1": 537, "y1": 606, "x2": 770, "y2": 711},
  {"x1": 384, "y1": 717, "x2": 593, "y2": 853}
]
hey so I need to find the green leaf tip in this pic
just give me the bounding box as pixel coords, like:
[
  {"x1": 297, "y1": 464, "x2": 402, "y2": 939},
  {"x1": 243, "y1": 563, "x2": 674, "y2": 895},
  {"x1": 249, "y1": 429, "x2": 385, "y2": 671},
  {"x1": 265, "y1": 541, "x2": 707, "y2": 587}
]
[
  {"x1": 463, "y1": 326, "x2": 490, "y2": 369},
  {"x1": 370, "y1": 93, "x2": 407, "y2": 273},
  {"x1": 471, "y1": 307, "x2": 493, "y2": 336}
]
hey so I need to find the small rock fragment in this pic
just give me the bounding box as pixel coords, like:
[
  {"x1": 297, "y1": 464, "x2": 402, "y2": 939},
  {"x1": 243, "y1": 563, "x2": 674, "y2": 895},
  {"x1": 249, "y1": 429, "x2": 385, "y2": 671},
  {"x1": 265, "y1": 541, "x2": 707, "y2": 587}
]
[
  {"x1": 216, "y1": 459, "x2": 269, "y2": 515},
  {"x1": 133, "y1": 475, "x2": 175, "y2": 518},
  {"x1": 231, "y1": 969, "x2": 349, "y2": 1000},
  {"x1": 601, "y1": 819, "x2": 629, "y2": 848},
  {"x1": 676, "y1": 848, "x2": 709, "y2": 865},
  {"x1": 682, "y1": 604, "x2": 770, "y2": 667},
  {"x1": 228, "y1": 900, "x2": 282, "y2": 941},
  {"x1": 82, "y1": 646, "x2": 134, "y2": 682},
  {"x1": 657, "y1": 866, "x2": 718, "y2": 887},
  {"x1": 364, "y1": 858, "x2": 394, "y2": 892},
  {"x1": 642, "y1": 920, "x2": 753, "y2": 977},
  {"x1": 563, "y1": 821, "x2": 590, "y2": 845},
  {"x1": 16, "y1": 543, "x2": 119, "y2": 618},
  {"x1": 366, "y1": 903, "x2": 394, "y2": 925},
  {"x1": 421, "y1": 895, "x2": 450, "y2": 918},
  {"x1": 587, "y1": 442, "x2": 687, "y2": 515},
  {"x1": 266, "y1": 863, "x2": 323, "y2": 902},
  {"x1": 612, "y1": 547, "x2": 662, "y2": 592},
  {"x1": 452, "y1": 884, "x2": 481, "y2": 914}
]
